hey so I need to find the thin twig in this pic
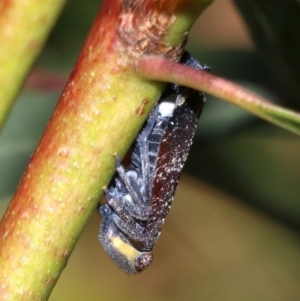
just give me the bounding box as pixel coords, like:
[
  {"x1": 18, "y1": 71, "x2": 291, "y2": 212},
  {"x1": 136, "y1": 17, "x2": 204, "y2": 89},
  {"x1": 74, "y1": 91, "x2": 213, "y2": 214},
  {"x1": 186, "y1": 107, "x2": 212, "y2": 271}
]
[{"x1": 137, "y1": 56, "x2": 300, "y2": 136}]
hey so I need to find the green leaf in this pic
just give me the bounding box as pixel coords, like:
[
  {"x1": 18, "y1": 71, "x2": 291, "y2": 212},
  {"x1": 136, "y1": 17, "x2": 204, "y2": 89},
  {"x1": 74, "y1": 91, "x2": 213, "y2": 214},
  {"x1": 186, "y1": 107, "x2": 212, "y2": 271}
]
[{"x1": 233, "y1": 0, "x2": 300, "y2": 105}]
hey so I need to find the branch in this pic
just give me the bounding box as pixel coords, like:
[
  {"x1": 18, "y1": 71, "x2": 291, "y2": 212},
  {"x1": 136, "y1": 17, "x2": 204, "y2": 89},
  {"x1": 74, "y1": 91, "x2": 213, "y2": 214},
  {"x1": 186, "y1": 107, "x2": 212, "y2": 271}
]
[
  {"x1": 0, "y1": 0, "x2": 66, "y2": 130},
  {"x1": 0, "y1": 0, "x2": 213, "y2": 299}
]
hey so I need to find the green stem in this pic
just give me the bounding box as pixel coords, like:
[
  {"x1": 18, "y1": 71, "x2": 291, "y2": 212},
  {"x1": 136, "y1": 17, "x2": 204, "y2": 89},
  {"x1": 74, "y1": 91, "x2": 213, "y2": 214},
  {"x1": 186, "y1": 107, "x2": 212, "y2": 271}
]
[
  {"x1": 137, "y1": 56, "x2": 300, "y2": 136},
  {"x1": 0, "y1": 0, "x2": 212, "y2": 300},
  {"x1": 0, "y1": 0, "x2": 66, "y2": 131}
]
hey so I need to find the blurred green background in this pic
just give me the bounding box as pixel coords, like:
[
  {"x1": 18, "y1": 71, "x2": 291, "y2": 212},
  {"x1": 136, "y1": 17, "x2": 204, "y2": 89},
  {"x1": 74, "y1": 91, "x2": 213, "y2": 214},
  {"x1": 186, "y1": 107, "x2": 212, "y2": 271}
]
[{"x1": 0, "y1": 0, "x2": 300, "y2": 300}]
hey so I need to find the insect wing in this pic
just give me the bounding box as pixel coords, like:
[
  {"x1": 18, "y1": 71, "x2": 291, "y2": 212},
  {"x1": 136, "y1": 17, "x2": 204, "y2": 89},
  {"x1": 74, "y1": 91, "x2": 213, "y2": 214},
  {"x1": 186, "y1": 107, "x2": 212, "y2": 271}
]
[{"x1": 145, "y1": 90, "x2": 205, "y2": 248}]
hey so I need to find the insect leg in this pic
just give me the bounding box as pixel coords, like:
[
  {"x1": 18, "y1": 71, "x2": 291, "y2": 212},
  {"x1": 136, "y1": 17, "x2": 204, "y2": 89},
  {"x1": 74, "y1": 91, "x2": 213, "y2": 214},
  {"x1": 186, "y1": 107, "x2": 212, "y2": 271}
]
[
  {"x1": 105, "y1": 186, "x2": 149, "y2": 244},
  {"x1": 112, "y1": 213, "x2": 146, "y2": 244},
  {"x1": 99, "y1": 204, "x2": 152, "y2": 274},
  {"x1": 115, "y1": 156, "x2": 143, "y2": 202},
  {"x1": 112, "y1": 156, "x2": 151, "y2": 220},
  {"x1": 105, "y1": 189, "x2": 143, "y2": 228},
  {"x1": 135, "y1": 105, "x2": 160, "y2": 200},
  {"x1": 105, "y1": 184, "x2": 151, "y2": 221}
]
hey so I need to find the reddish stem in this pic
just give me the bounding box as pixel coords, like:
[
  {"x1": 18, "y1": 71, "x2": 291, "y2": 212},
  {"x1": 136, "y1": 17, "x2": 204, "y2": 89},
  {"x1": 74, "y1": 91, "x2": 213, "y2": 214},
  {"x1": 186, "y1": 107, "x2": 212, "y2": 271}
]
[{"x1": 137, "y1": 56, "x2": 300, "y2": 135}]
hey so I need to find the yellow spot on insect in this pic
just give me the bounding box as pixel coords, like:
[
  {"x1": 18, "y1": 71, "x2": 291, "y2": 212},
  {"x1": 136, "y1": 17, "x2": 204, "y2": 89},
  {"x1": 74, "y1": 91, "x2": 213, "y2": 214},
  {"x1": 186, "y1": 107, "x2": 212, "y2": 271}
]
[{"x1": 110, "y1": 235, "x2": 139, "y2": 262}]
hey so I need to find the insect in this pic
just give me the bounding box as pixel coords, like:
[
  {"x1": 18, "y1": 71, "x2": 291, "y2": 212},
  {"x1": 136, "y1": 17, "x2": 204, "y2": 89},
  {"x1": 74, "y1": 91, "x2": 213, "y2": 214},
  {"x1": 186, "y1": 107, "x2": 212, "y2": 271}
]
[{"x1": 99, "y1": 52, "x2": 207, "y2": 274}]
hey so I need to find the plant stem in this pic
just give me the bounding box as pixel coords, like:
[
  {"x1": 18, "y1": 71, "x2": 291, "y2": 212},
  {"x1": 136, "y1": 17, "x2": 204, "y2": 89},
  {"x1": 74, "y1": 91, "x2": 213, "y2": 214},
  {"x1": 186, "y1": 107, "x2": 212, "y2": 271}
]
[
  {"x1": 0, "y1": 0, "x2": 66, "y2": 131},
  {"x1": 0, "y1": 0, "x2": 212, "y2": 300},
  {"x1": 137, "y1": 56, "x2": 300, "y2": 136}
]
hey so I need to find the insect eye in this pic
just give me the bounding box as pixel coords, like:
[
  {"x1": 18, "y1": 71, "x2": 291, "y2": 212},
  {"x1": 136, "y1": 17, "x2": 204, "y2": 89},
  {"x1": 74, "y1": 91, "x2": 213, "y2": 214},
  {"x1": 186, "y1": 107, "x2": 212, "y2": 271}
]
[{"x1": 134, "y1": 252, "x2": 153, "y2": 272}]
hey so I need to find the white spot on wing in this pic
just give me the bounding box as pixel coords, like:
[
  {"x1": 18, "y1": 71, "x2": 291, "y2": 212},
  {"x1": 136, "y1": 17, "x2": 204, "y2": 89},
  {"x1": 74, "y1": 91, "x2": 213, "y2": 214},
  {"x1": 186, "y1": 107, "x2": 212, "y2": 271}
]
[{"x1": 158, "y1": 102, "x2": 175, "y2": 117}]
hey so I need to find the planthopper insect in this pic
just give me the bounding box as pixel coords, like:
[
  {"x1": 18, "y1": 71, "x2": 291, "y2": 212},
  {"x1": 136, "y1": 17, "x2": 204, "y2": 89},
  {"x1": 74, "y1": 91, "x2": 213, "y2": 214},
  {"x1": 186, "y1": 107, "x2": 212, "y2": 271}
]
[{"x1": 99, "y1": 52, "x2": 208, "y2": 274}]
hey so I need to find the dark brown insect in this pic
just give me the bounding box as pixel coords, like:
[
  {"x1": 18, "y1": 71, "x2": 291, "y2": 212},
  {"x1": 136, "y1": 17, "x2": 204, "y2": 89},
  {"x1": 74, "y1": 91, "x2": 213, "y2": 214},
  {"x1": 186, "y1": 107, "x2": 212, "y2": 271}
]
[{"x1": 99, "y1": 52, "x2": 207, "y2": 274}]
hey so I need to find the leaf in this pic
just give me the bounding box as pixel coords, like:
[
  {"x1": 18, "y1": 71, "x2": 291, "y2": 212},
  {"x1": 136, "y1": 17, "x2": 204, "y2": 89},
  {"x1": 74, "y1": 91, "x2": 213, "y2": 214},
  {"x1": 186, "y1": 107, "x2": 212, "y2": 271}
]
[{"x1": 233, "y1": 0, "x2": 300, "y2": 106}]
